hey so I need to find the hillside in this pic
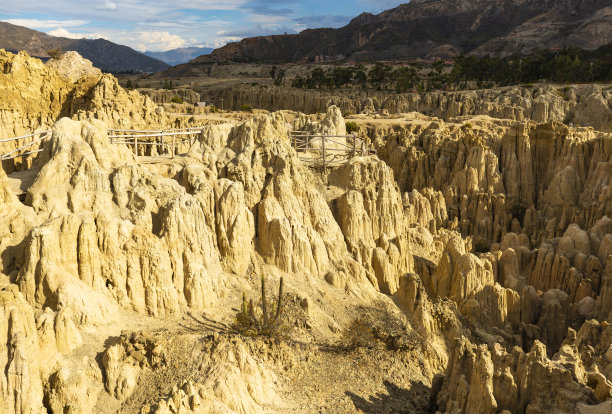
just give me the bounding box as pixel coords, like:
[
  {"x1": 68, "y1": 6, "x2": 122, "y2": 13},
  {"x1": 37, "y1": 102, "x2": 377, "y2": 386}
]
[
  {"x1": 145, "y1": 46, "x2": 213, "y2": 66},
  {"x1": 0, "y1": 21, "x2": 169, "y2": 73},
  {"x1": 177, "y1": 0, "x2": 612, "y2": 66}
]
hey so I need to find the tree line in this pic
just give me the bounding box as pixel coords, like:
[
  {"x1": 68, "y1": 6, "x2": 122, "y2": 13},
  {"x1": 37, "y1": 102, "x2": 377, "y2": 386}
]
[{"x1": 283, "y1": 44, "x2": 612, "y2": 92}]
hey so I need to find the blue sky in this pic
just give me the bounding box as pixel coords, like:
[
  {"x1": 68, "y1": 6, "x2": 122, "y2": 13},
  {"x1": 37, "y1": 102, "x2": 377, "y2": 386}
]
[{"x1": 0, "y1": 1, "x2": 407, "y2": 52}]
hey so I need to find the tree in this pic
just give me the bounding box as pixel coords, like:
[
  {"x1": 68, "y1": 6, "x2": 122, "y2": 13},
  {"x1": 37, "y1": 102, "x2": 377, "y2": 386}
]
[
  {"x1": 393, "y1": 66, "x2": 417, "y2": 92},
  {"x1": 270, "y1": 66, "x2": 286, "y2": 86},
  {"x1": 368, "y1": 62, "x2": 393, "y2": 89}
]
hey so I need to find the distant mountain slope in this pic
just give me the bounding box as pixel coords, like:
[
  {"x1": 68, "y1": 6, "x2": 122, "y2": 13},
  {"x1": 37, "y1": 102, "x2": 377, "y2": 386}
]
[
  {"x1": 186, "y1": 0, "x2": 612, "y2": 65},
  {"x1": 0, "y1": 21, "x2": 169, "y2": 73},
  {"x1": 145, "y1": 47, "x2": 213, "y2": 66}
]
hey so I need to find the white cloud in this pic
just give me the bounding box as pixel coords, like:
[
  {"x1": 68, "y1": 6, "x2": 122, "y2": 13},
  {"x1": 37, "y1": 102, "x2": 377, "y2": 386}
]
[
  {"x1": 48, "y1": 27, "x2": 97, "y2": 38},
  {"x1": 95, "y1": 1, "x2": 117, "y2": 11},
  {"x1": 129, "y1": 31, "x2": 187, "y2": 52},
  {"x1": 5, "y1": 18, "x2": 88, "y2": 29}
]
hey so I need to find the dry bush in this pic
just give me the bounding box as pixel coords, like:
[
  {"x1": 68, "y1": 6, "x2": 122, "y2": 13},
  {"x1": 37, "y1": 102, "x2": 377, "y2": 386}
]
[
  {"x1": 46, "y1": 47, "x2": 63, "y2": 59},
  {"x1": 341, "y1": 307, "x2": 423, "y2": 351}
]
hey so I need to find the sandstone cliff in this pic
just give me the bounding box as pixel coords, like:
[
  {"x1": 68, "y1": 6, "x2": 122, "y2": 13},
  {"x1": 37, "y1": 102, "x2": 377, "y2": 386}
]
[
  {"x1": 205, "y1": 83, "x2": 612, "y2": 132},
  {"x1": 0, "y1": 49, "x2": 611, "y2": 413}
]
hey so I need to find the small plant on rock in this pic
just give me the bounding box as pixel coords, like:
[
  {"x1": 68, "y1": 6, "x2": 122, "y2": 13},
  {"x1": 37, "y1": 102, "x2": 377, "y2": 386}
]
[
  {"x1": 171, "y1": 96, "x2": 183, "y2": 104},
  {"x1": 232, "y1": 275, "x2": 285, "y2": 337},
  {"x1": 345, "y1": 121, "x2": 359, "y2": 134},
  {"x1": 241, "y1": 104, "x2": 253, "y2": 112},
  {"x1": 46, "y1": 47, "x2": 63, "y2": 59}
]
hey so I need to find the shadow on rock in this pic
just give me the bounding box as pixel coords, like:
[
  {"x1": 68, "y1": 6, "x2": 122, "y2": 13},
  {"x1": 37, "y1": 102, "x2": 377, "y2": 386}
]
[{"x1": 345, "y1": 380, "x2": 433, "y2": 413}]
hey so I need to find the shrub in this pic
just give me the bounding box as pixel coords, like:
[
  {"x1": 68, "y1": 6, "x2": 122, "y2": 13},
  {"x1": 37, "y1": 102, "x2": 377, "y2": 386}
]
[
  {"x1": 241, "y1": 104, "x2": 253, "y2": 112},
  {"x1": 232, "y1": 276, "x2": 285, "y2": 337},
  {"x1": 126, "y1": 80, "x2": 133, "y2": 89},
  {"x1": 345, "y1": 121, "x2": 359, "y2": 133},
  {"x1": 461, "y1": 122, "x2": 473, "y2": 130},
  {"x1": 473, "y1": 238, "x2": 491, "y2": 253},
  {"x1": 522, "y1": 83, "x2": 534, "y2": 88},
  {"x1": 341, "y1": 308, "x2": 422, "y2": 351},
  {"x1": 186, "y1": 107, "x2": 193, "y2": 114},
  {"x1": 209, "y1": 105, "x2": 218, "y2": 113},
  {"x1": 171, "y1": 96, "x2": 183, "y2": 104},
  {"x1": 46, "y1": 47, "x2": 63, "y2": 59}
]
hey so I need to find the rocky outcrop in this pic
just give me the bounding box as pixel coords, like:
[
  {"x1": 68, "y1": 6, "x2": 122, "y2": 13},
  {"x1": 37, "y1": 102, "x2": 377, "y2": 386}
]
[
  {"x1": 46, "y1": 51, "x2": 102, "y2": 83},
  {"x1": 438, "y1": 321, "x2": 612, "y2": 414},
  {"x1": 0, "y1": 279, "x2": 45, "y2": 414},
  {"x1": 207, "y1": 83, "x2": 612, "y2": 132},
  {"x1": 137, "y1": 88, "x2": 201, "y2": 104},
  {"x1": 153, "y1": 338, "x2": 278, "y2": 414},
  {"x1": 0, "y1": 50, "x2": 169, "y2": 173},
  {"x1": 1, "y1": 62, "x2": 612, "y2": 413}
]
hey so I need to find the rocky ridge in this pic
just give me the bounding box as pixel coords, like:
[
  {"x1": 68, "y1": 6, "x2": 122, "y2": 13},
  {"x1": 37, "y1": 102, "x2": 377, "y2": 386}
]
[
  {"x1": 206, "y1": 83, "x2": 612, "y2": 132},
  {"x1": 179, "y1": 0, "x2": 611, "y2": 64},
  {"x1": 0, "y1": 50, "x2": 611, "y2": 413}
]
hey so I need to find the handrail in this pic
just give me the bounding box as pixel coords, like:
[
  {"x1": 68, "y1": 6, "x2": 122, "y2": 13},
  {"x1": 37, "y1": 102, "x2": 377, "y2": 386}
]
[
  {"x1": 289, "y1": 131, "x2": 375, "y2": 171},
  {"x1": 0, "y1": 130, "x2": 51, "y2": 143},
  {"x1": 1, "y1": 132, "x2": 51, "y2": 160}
]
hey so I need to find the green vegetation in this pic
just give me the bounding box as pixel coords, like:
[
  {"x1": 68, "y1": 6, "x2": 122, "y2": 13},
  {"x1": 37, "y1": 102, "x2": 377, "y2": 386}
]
[
  {"x1": 161, "y1": 80, "x2": 174, "y2": 90},
  {"x1": 209, "y1": 105, "x2": 219, "y2": 113},
  {"x1": 270, "y1": 66, "x2": 286, "y2": 86},
  {"x1": 171, "y1": 96, "x2": 183, "y2": 104},
  {"x1": 450, "y1": 44, "x2": 612, "y2": 85},
  {"x1": 345, "y1": 121, "x2": 359, "y2": 133},
  {"x1": 241, "y1": 104, "x2": 253, "y2": 112},
  {"x1": 125, "y1": 80, "x2": 133, "y2": 89},
  {"x1": 232, "y1": 275, "x2": 285, "y2": 337},
  {"x1": 290, "y1": 44, "x2": 612, "y2": 92}
]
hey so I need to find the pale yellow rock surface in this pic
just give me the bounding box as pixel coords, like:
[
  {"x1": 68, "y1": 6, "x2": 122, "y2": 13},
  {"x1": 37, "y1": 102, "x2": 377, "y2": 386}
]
[{"x1": 0, "y1": 49, "x2": 611, "y2": 413}]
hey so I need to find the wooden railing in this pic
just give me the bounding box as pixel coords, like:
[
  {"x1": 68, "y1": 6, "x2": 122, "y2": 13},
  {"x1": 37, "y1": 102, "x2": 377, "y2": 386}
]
[
  {"x1": 108, "y1": 127, "x2": 203, "y2": 158},
  {"x1": 2, "y1": 128, "x2": 374, "y2": 167},
  {"x1": 290, "y1": 131, "x2": 375, "y2": 171},
  {"x1": 0, "y1": 131, "x2": 52, "y2": 161}
]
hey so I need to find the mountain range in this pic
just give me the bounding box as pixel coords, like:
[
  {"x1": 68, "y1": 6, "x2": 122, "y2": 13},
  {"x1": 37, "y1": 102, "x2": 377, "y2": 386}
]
[
  {"x1": 0, "y1": 21, "x2": 169, "y2": 73},
  {"x1": 185, "y1": 0, "x2": 612, "y2": 65},
  {"x1": 145, "y1": 47, "x2": 213, "y2": 66}
]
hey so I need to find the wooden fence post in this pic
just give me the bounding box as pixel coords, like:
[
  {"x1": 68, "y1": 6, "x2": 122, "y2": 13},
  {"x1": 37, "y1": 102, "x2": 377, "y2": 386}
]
[{"x1": 321, "y1": 135, "x2": 326, "y2": 174}]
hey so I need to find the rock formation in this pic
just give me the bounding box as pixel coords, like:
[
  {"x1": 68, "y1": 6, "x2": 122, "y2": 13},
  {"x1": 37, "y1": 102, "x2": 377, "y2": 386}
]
[
  {"x1": 0, "y1": 49, "x2": 611, "y2": 413},
  {"x1": 207, "y1": 83, "x2": 612, "y2": 132}
]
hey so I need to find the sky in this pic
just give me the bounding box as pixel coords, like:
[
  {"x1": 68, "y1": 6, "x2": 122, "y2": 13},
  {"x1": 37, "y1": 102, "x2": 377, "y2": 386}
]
[{"x1": 0, "y1": 0, "x2": 407, "y2": 52}]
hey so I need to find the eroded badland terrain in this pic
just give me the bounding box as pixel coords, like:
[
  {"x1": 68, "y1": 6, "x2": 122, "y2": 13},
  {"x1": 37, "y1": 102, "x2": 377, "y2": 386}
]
[{"x1": 2, "y1": 49, "x2": 612, "y2": 414}]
